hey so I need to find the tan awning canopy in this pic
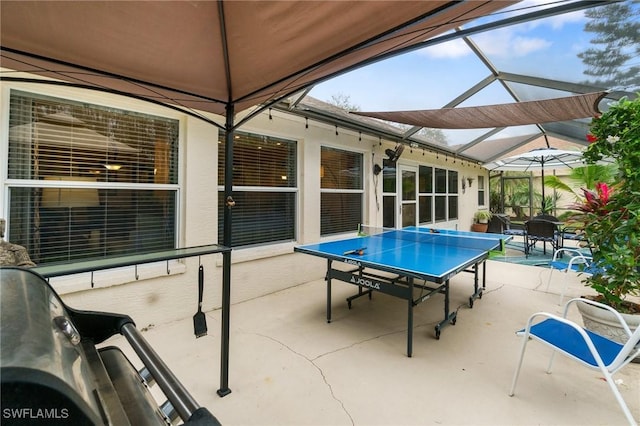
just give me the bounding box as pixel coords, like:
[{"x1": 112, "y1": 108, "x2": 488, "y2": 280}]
[
  {"x1": 351, "y1": 92, "x2": 608, "y2": 129},
  {"x1": 0, "y1": 1, "x2": 515, "y2": 118}
]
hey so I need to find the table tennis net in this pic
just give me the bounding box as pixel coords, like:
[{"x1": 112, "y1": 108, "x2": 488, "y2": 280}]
[{"x1": 358, "y1": 225, "x2": 500, "y2": 252}]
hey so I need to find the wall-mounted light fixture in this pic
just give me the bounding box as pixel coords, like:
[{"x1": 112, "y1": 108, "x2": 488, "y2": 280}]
[{"x1": 467, "y1": 177, "x2": 474, "y2": 188}]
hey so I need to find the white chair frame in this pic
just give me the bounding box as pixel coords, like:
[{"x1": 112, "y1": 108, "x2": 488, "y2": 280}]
[
  {"x1": 546, "y1": 248, "x2": 593, "y2": 304},
  {"x1": 509, "y1": 298, "x2": 640, "y2": 425}
]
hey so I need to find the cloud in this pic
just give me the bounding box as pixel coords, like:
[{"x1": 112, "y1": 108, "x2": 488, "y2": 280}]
[
  {"x1": 418, "y1": 4, "x2": 575, "y2": 61},
  {"x1": 418, "y1": 39, "x2": 471, "y2": 59},
  {"x1": 500, "y1": 0, "x2": 587, "y2": 30},
  {"x1": 417, "y1": 29, "x2": 552, "y2": 60},
  {"x1": 473, "y1": 28, "x2": 552, "y2": 58},
  {"x1": 509, "y1": 36, "x2": 553, "y2": 57},
  {"x1": 545, "y1": 10, "x2": 585, "y2": 30}
]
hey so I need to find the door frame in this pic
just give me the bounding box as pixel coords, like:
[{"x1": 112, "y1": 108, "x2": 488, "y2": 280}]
[{"x1": 399, "y1": 164, "x2": 418, "y2": 228}]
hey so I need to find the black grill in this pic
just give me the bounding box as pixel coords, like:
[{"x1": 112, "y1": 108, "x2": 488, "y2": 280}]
[{"x1": 0, "y1": 267, "x2": 221, "y2": 425}]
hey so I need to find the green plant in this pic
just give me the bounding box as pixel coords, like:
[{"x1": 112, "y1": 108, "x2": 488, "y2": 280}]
[
  {"x1": 573, "y1": 95, "x2": 640, "y2": 313},
  {"x1": 473, "y1": 210, "x2": 492, "y2": 223},
  {"x1": 538, "y1": 194, "x2": 560, "y2": 215},
  {"x1": 489, "y1": 190, "x2": 502, "y2": 213},
  {"x1": 489, "y1": 173, "x2": 534, "y2": 219},
  {"x1": 544, "y1": 164, "x2": 618, "y2": 198}
]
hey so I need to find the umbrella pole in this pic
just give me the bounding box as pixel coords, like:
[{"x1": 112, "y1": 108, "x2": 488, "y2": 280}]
[
  {"x1": 541, "y1": 167, "x2": 545, "y2": 212},
  {"x1": 500, "y1": 172, "x2": 505, "y2": 213}
]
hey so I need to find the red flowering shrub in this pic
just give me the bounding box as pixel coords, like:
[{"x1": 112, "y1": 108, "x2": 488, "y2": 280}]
[{"x1": 575, "y1": 95, "x2": 640, "y2": 312}]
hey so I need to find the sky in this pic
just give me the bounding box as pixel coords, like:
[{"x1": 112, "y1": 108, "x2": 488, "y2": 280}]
[{"x1": 308, "y1": 0, "x2": 623, "y2": 114}]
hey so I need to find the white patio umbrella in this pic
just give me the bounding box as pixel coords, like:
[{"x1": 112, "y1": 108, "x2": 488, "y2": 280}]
[
  {"x1": 485, "y1": 147, "x2": 588, "y2": 172},
  {"x1": 484, "y1": 147, "x2": 589, "y2": 209}
]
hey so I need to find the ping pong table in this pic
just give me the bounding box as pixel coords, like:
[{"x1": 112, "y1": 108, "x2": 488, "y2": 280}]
[{"x1": 294, "y1": 226, "x2": 509, "y2": 357}]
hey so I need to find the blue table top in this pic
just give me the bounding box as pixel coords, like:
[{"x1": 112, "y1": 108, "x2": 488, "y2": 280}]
[{"x1": 295, "y1": 227, "x2": 504, "y2": 282}]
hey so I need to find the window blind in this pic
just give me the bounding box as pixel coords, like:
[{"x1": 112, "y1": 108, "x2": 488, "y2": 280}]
[
  {"x1": 218, "y1": 130, "x2": 297, "y2": 247},
  {"x1": 7, "y1": 91, "x2": 179, "y2": 264},
  {"x1": 321, "y1": 147, "x2": 363, "y2": 236}
]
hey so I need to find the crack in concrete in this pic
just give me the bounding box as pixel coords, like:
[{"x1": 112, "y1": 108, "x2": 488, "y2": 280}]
[
  {"x1": 245, "y1": 283, "x2": 509, "y2": 425},
  {"x1": 252, "y1": 332, "x2": 355, "y2": 426}
]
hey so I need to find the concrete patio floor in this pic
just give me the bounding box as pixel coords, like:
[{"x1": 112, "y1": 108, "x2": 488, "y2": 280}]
[{"x1": 106, "y1": 259, "x2": 639, "y2": 426}]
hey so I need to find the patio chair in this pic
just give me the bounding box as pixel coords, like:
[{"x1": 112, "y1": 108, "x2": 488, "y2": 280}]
[
  {"x1": 487, "y1": 215, "x2": 505, "y2": 233},
  {"x1": 534, "y1": 213, "x2": 559, "y2": 222},
  {"x1": 509, "y1": 297, "x2": 640, "y2": 426},
  {"x1": 498, "y1": 215, "x2": 525, "y2": 237},
  {"x1": 485, "y1": 216, "x2": 524, "y2": 253},
  {"x1": 524, "y1": 218, "x2": 559, "y2": 256},
  {"x1": 560, "y1": 225, "x2": 585, "y2": 248},
  {"x1": 546, "y1": 248, "x2": 595, "y2": 304}
]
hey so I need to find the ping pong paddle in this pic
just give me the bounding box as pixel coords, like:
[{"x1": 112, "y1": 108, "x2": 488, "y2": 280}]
[{"x1": 343, "y1": 247, "x2": 366, "y2": 256}]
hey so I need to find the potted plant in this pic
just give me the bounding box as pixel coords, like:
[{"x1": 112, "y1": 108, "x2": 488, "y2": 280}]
[
  {"x1": 471, "y1": 210, "x2": 492, "y2": 233},
  {"x1": 569, "y1": 95, "x2": 640, "y2": 343}
]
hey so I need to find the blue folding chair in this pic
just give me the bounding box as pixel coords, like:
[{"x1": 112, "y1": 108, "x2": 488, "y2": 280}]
[
  {"x1": 509, "y1": 298, "x2": 640, "y2": 426},
  {"x1": 546, "y1": 248, "x2": 595, "y2": 304}
]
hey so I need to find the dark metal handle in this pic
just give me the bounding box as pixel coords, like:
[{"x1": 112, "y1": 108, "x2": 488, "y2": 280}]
[
  {"x1": 198, "y1": 265, "x2": 204, "y2": 311},
  {"x1": 120, "y1": 323, "x2": 199, "y2": 421}
]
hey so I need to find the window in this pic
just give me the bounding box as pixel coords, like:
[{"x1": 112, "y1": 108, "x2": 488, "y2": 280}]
[
  {"x1": 448, "y1": 170, "x2": 458, "y2": 220},
  {"x1": 434, "y1": 168, "x2": 447, "y2": 221},
  {"x1": 382, "y1": 165, "x2": 397, "y2": 228},
  {"x1": 320, "y1": 147, "x2": 363, "y2": 235},
  {"x1": 418, "y1": 166, "x2": 433, "y2": 224},
  {"x1": 7, "y1": 91, "x2": 179, "y2": 264},
  {"x1": 420, "y1": 166, "x2": 457, "y2": 223},
  {"x1": 477, "y1": 175, "x2": 486, "y2": 206},
  {"x1": 218, "y1": 130, "x2": 297, "y2": 247}
]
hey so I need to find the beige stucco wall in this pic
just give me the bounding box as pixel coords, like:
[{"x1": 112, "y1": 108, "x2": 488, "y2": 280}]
[{"x1": 0, "y1": 75, "x2": 488, "y2": 329}]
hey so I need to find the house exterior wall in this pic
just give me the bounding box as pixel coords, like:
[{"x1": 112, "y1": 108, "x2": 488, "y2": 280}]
[{"x1": 0, "y1": 75, "x2": 488, "y2": 328}]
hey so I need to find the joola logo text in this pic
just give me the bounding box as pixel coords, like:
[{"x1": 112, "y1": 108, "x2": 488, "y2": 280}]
[{"x1": 350, "y1": 276, "x2": 381, "y2": 290}]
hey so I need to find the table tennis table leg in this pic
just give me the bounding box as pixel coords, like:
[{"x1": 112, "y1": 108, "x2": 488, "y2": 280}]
[
  {"x1": 326, "y1": 260, "x2": 332, "y2": 323},
  {"x1": 469, "y1": 261, "x2": 487, "y2": 308},
  {"x1": 407, "y1": 277, "x2": 413, "y2": 357},
  {"x1": 483, "y1": 260, "x2": 487, "y2": 289},
  {"x1": 435, "y1": 279, "x2": 457, "y2": 339}
]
